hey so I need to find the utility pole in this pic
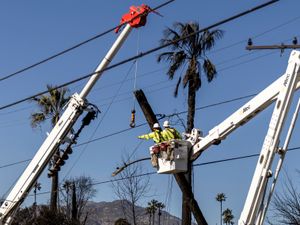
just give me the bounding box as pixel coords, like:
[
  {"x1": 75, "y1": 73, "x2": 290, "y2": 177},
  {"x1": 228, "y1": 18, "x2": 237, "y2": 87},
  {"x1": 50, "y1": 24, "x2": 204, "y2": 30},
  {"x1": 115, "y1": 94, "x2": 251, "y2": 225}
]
[{"x1": 134, "y1": 89, "x2": 207, "y2": 225}]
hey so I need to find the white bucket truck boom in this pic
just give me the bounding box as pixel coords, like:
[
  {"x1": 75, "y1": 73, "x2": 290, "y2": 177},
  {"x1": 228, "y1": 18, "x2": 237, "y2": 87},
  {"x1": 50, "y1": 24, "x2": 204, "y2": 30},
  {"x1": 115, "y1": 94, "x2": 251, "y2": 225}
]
[
  {"x1": 0, "y1": 5, "x2": 152, "y2": 225},
  {"x1": 156, "y1": 50, "x2": 300, "y2": 225}
]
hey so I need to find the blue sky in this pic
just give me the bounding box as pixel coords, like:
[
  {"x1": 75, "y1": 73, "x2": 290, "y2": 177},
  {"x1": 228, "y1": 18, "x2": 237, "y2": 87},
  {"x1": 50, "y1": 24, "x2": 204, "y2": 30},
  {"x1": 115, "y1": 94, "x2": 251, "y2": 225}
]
[{"x1": 0, "y1": 0, "x2": 299, "y2": 224}]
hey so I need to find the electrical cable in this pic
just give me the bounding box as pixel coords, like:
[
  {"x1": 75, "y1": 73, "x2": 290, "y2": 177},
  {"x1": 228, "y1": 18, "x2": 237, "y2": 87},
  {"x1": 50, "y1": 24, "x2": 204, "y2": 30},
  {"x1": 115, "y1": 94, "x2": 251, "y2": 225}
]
[
  {"x1": 95, "y1": 42, "x2": 295, "y2": 108},
  {"x1": 0, "y1": 92, "x2": 258, "y2": 173},
  {"x1": 86, "y1": 146, "x2": 300, "y2": 184},
  {"x1": 0, "y1": 43, "x2": 275, "y2": 119},
  {"x1": 0, "y1": 0, "x2": 279, "y2": 112},
  {"x1": 0, "y1": 79, "x2": 173, "y2": 130},
  {"x1": 210, "y1": 15, "x2": 300, "y2": 55},
  {"x1": 62, "y1": 61, "x2": 137, "y2": 180},
  {"x1": 0, "y1": 67, "x2": 167, "y2": 121},
  {"x1": 4, "y1": 32, "x2": 295, "y2": 118},
  {"x1": 93, "y1": 80, "x2": 173, "y2": 104},
  {"x1": 31, "y1": 145, "x2": 300, "y2": 198},
  {"x1": 127, "y1": 140, "x2": 144, "y2": 163},
  {"x1": 218, "y1": 51, "x2": 277, "y2": 72},
  {"x1": 72, "y1": 93, "x2": 256, "y2": 147},
  {"x1": 92, "y1": 66, "x2": 167, "y2": 95},
  {"x1": 0, "y1": 159, "x2": 31, "y2": 169},
  {"x1": 0, "y1": 0, "x2": 175, "y2": 83}
]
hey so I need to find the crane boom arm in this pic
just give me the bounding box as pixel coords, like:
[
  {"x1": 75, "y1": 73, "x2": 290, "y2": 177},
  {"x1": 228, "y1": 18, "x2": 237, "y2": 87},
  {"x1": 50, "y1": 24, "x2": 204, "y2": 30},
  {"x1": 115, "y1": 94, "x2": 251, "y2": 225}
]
[
  {"x1": 238, "y1": 50, "x2": 300, "y2": 225},
  {"x1": 0, "y1": 4, "x2": 152, "y2": 225},
  {"x1": 188, "y1": 50, "x2": 300, "y2": 225},
  {"x1": 0, "y1": 94, "x2": 85, "y2": 224},
  {"x1": 191, "y1": 53, "x2": 300, "y2": 161}
]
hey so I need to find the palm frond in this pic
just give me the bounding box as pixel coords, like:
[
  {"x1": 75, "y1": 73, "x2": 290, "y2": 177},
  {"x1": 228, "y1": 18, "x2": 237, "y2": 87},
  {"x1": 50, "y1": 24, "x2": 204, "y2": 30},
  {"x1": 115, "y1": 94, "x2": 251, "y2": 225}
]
[
  {"x1": 199, "y1": 29, "x2": 224, "y2": 53},
  {"x1": 174, "y1": 76, "x2": 182, "y2": 97},
  {"x1": 182, "y1": 70, "x2": 190, "y2": 89},
  {"x1": 157, "y1": 51, "x2": 176, "y2": 63},
  {"x1": 161, "y1": 27, "x2": 181, "y2": 50},
  {"x1": 203, "y1": 59, "x2": 217, "y2": 82},
  {"x1": 166, "y1": 51, "x2": 186, "y2": 79},
  {"x1": 30, "y1": 84, "x2": 70, "y2": 128},
  {"x1": 31, "y1": 112, "x2": 47, "y2": 128}
]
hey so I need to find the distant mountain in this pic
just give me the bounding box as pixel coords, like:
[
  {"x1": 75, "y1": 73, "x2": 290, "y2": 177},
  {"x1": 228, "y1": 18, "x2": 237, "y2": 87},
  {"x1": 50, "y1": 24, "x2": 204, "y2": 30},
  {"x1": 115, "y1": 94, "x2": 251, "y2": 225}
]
[{"x1": 83, "y1": 200, "x2": 186, "y2": 225}]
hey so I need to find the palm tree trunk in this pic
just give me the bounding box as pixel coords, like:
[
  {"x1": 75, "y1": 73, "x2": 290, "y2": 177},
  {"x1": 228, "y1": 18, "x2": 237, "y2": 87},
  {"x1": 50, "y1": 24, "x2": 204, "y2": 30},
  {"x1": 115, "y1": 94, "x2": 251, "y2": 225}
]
[
  {"x1": 182, "y1": 81, "x2": 196, "y2": 225},
  {"x1": 220, "y1": 202, "x2": 223, "y2": 225},
  {"x1": 50, "y1": 150, "x2": 60, "y2": 211},
  {"x1": 186, "y1": 80, "x2": 196, "y2": 133},
  {"x1": 158, "y1": 208, "x2": 161, "y2": 225},
  {"x1": 152, "y1": 212, "x2": 155, "y2": 225},
  {"x1": 72, "y1": 182, "x2": 78, "y2": 221},
  {"x1": 50, "y1": 171, "x2": 58, "y2": 211}
]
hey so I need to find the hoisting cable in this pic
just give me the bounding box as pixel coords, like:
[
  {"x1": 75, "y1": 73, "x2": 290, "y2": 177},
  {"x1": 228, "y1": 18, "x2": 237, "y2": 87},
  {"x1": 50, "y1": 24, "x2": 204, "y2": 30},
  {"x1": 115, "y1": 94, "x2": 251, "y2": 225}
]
[{"x1": 130, "y1": 31, "x2": 141, "y2": 128}]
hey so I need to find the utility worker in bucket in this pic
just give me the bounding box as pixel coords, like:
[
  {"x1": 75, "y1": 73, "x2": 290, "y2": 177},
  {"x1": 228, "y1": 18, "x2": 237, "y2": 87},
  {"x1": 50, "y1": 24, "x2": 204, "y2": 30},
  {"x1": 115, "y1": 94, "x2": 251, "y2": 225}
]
[
  {"x1": 138, "y1": 123, "x2": 164, "y2": 168},
  {"x1": 161, "y1": 120, "x2": 182, "y2": 141},
  {"x1": 138, "y1": 123, "x2": 164, "y2": 143},
  {"x1": 161, "y1": 120, "x2": 182, "y2": 160}
]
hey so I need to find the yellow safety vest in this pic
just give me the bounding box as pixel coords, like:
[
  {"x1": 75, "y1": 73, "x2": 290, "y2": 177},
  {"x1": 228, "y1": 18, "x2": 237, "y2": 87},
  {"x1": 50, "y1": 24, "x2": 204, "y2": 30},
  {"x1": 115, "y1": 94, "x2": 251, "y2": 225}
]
[
  {"x1": 138, "y1": 130, "x2": 164, "y2": 143},
  {"x1": 162, "y1": 128, "x2": 182, "y2": 141}
]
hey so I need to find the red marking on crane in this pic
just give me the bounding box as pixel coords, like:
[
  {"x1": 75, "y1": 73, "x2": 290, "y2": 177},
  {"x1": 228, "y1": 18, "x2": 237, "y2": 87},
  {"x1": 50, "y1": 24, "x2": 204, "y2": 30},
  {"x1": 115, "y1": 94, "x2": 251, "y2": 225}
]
[{"x1": 115, "y1": 4, "x2": 152, "y2": 33}]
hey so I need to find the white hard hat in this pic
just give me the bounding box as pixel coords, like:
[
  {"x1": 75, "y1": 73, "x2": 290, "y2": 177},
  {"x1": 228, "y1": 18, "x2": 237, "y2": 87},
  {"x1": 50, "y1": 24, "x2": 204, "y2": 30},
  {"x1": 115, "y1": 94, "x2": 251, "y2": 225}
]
[
  {"x1": 153, "y1": 123, "x2": 160, "y2": 129},
  {"x1": 163, "y1": 120, "x2": 170, "y2": 127}
]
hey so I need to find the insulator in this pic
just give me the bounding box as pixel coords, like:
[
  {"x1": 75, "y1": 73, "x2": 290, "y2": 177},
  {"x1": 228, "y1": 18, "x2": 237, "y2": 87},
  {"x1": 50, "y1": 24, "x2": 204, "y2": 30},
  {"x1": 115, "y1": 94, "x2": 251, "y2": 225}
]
[
  {"x1": 247, "y1": 38, "x2": 253, "y2": 46},
  {"x1": 61, "y1": 153, "x2": 69, "y2": 160},
  {"x1": 65, "y1": 147, "x2": 73, "y2": 154},
  {"x1": 293, "y1": 37, "x2": 298, "y2": 45}
]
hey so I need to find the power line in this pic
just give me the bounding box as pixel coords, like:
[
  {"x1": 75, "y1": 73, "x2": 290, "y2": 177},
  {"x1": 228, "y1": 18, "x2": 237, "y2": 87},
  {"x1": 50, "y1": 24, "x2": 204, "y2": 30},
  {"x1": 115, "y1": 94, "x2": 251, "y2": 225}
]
[
  {"x1": 218, "y1": 51, "x2": 277, "y2": 72},
  {"x1": 210, "y1": 15, "x2": 300, "y2": 55},
  {"x1": 0, "y1": 92, "x2": 256, "y2": 170},
  {"x1": 31, "y1": 145, "x2": 300, "y2": 197},
  {"x1": 0, "y1": 159, "x2": 31, "y2": 169},
  {"x1": 0, "y1": 0, "x2": 278, "y2": 112},
  {"x1": 86, "y1": 146, "x2": 300, "y2": 185},
  {"x1": 62, "y1": 61, "x2": 137, "y2": 179},
  {"x1": 0, "y1": 67, "x2": 167, "y2": 119},
  {"x1": 0, "y1": 0, "x2": 175, "y2": 83},
  {"x1": 0, "y1": 83, "x2": 287, "y2": 171},
  {"x1": 74, "y1": 93, "x2": 255, "y2": 147}
]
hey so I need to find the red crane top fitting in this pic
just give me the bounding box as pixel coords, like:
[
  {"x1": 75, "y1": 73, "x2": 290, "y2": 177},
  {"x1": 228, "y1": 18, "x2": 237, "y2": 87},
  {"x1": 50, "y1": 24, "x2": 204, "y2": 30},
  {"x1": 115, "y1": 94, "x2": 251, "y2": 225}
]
[{"x1": 115, "y1": 4, "x2": 152, "y2": 33}]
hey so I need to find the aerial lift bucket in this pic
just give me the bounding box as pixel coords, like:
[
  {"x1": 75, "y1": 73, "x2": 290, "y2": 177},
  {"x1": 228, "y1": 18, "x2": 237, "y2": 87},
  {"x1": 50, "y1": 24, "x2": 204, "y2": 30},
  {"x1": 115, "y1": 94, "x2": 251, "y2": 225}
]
[{"x1": 152, "y1": 140, "x2": 191, "y2": 174}]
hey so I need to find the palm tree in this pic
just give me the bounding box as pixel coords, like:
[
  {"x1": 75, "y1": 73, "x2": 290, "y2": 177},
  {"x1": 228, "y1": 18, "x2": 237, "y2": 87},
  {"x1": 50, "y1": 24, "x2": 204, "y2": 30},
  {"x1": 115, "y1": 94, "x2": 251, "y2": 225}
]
[
  {"x1": 156, "y1": 202, "x2": 165, "y2": 225},
  {"x1": 147, "y1": 199, "x2": 158, "y2": 225},
  {"x1": 31, "y1": 84, "x2": 70, "y2": 211},
  {"x1": 158, "y1": 21, "x2": 223, "y2": 225},
  {"x1": 216, "y1": 193, "x2": 226, "y2": 225},
  {"x1": 157, "y1": 21, "x2": 223, "y2": 133},
  {"x1": 222, "y1": 208, "x2": 234, "y2": 225},
  {"x1": 146, "y1": 206, "x2": 152, "y2": 225}
]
